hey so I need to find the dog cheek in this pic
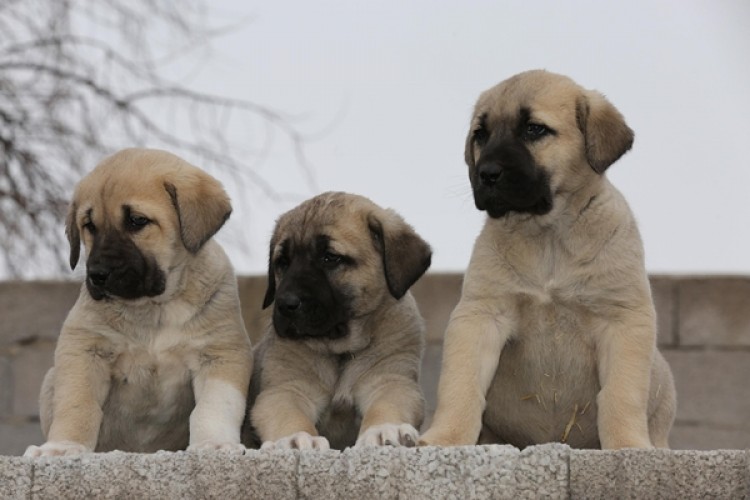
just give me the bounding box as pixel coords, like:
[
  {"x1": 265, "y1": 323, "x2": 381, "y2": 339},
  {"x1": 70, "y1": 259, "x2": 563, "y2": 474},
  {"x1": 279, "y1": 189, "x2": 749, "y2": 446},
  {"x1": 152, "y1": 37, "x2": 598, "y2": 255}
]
[
  {"x1": 347, "y1": 273, "x2": 386, "y2": 316},
  {"x1": 145, "y1": 257, "x2": 167, "y2": 297}
]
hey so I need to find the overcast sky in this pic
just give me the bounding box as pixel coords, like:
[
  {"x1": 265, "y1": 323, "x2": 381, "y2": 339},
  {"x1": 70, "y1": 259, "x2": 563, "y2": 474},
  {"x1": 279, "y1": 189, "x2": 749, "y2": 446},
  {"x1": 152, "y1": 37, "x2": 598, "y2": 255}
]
[{"x1": 156, "y1": 0, "x2": 750, "y2": 275}]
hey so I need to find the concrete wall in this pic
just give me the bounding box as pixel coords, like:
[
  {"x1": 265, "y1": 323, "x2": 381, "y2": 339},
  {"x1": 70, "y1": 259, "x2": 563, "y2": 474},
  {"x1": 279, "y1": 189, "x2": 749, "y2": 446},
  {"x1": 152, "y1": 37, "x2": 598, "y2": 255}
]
[
  {"x1": 2, "y1": 274, "x2": 749, "y2": 455},
  {"x1": 4, "y1": 445, "x2": 748, "y2": 499}
]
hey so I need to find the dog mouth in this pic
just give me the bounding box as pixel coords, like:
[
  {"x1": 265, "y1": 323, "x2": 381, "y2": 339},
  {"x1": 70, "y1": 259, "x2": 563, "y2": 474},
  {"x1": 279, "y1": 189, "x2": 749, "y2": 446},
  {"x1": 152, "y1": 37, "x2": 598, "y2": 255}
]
[
  {"x1": 86, "y1": 271, "x2": 167, "y2": 301},
  {"x1": 477, "y1": 193, "x2": 553, "y2": 219},
  {"x1": 472, "y1": 167, "x2": 553, "y2": 218},
  {"x1": 276, "y1": 321, "x2": 349, "y2": 341}
]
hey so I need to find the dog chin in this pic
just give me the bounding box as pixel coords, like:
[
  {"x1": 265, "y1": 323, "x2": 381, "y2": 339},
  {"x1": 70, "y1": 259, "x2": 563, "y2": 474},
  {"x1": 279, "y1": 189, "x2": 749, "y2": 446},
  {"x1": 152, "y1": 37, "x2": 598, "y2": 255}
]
[
  {"x1": 302, "y1": 321, "x2": 373, "y2": 355},
  {"x1": 277, "y1": 322, "x2": 349, "y2": 341},
  {"x1": 476, "y1": 197, "x2": 553, "y2": 219},
  {"x1": 86, "y1": 282, "x2": 109, "y2": 301},
  {"x1": 86, "y1": 281, "x2": 166, "y2": 303}
]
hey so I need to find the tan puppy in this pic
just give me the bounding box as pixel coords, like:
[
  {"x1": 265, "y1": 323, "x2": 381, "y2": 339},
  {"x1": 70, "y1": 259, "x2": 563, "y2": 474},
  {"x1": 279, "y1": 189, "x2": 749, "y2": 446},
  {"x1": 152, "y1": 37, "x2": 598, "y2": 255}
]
[
  {"x1": 420, "y1": 70, "x2": 676, "y2": 449},
  {"x1": 24, "y1": 148, "x2": 252, "y2": 456},
  {"x1": 245, "y1": 192, "x2": 431, "y2": 450}
]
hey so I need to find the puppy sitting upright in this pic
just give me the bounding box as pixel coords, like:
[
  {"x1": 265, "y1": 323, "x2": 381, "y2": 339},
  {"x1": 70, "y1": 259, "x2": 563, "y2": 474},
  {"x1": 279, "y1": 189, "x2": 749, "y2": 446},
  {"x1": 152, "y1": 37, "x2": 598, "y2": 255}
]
[
  {"x1": 420, "y1": 70, "x2": 676, "y2": 449},
  {"x1": 24, "y1": 148, "x2": 252, "y2": 456},
  {"x1": 246, "y1": 192, "x2": 431, "y2": 450}
]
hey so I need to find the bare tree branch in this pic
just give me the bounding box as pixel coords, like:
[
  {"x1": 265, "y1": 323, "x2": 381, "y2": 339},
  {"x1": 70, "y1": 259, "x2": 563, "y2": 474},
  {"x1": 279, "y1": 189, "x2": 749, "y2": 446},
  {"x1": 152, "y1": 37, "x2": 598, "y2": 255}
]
[{"x1": 0, "y1": 0, "x2": 315, "y2": 278}]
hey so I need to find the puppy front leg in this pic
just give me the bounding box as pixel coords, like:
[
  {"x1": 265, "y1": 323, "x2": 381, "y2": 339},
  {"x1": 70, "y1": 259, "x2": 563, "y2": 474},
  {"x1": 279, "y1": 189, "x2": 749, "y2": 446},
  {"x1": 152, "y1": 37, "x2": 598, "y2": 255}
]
[
  {"x1": 354, "y1": 375, "x2": 424, "y2": 447},
  {"x1": 251, "y1": 382, "x2": 330, "y2": 450},
  {"x1": 596, "y1": 314, "x2": 656, "y2": 449},
  {"x1": 188, "y1": 350, "x2": 252, "y2": 453},
  {"x1": 24, "y1": 351, "x2": 110, "y2": 457},
  {"x1": 419, "y1": 305, "x2": 511, "y2": 446}
]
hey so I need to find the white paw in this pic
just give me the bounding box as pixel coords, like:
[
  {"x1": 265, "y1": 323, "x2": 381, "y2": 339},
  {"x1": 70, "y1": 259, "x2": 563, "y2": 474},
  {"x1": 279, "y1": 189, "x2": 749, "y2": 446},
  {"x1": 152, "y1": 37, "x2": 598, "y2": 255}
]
[
  {"x1": 355, "y1": 423, "x2": 419, "y2": 448},
  {"x1": 24, "y1": 441, "x2": 91, "y2": 457},
  {"x1": 260, "y1": 431, "x2": 330, "y2": 450},
  {"x1": 187, "y1": 441, "x2": 246, "y2": 454}
]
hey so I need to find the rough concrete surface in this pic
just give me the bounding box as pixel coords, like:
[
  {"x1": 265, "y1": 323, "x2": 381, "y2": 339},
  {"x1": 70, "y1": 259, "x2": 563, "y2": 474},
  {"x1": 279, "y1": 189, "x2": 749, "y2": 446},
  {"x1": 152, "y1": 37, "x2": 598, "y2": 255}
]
[{"x1": 1, "y1": 445, "x2": 746, "y2": 499}]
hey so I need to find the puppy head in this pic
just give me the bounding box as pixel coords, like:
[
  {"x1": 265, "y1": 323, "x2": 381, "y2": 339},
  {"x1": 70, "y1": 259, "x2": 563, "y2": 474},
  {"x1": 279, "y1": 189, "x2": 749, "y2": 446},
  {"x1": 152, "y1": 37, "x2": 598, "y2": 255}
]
[
  {"x1": 464, "y1": 69, "x2": 634, "y2": 218},
  {"x1": 262, "y1": 192, "x2": 431, "y2": 343},
  {"x1": 66, "y1": 148, "x2": 231, "y2": 301}
]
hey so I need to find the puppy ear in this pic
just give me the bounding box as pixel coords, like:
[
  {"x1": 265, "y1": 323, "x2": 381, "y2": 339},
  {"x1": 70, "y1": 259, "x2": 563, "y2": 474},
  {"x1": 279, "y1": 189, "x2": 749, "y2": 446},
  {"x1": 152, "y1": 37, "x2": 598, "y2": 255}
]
[
  {"x1": 65, "y1": 201, "x2": 80, "y2": 270},
  {"x1": 464, "y1": 125, "x2": 477, "y2": 168},
  {"x1": 164, "y1": 171, "x2": 232, "y2": 253},
  {"x1": 262, "y1": 241, "x2": 276, "y2": 309},
  {"x1": 577, "y1": 91, "x2": 634, "y2": 174},
  {"x1": 368, "y1": 210, "x2": 432, "y2": 300}
]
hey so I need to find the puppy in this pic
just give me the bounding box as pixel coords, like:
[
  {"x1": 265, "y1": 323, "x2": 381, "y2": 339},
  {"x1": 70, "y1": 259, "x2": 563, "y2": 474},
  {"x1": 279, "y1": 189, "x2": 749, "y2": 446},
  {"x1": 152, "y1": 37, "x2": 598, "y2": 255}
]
[
  {"x1": 245, "y1": 192, "x2": 431, "y2": 450},
  {"x1": 24, "y1": 148, "x2": 252, "y2": 456},
  {"x1": 420, "y1": 70, "x2": 676, "y2": 449}
]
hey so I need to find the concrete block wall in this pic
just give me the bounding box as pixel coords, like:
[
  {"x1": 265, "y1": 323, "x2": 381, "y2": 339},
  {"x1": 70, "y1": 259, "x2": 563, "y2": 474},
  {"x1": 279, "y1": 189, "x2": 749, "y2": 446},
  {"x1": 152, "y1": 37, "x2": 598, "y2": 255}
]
[
  {"x1": 2, "y1": 275, "x2": 750, "y2": 455},
  {"x1": 4, "y1": 445, "x2": 749, "y2": 499}
]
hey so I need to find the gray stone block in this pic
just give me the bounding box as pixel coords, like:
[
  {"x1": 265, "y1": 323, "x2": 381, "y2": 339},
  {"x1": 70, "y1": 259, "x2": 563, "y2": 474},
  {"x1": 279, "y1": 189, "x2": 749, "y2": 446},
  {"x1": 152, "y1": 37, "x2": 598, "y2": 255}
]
[
  {"x1": 0, "y1": 446, "x2": 747, "y2": 498},
  {"x1": 29, "y1": 449, "x2": 298, "y2": 499},
  {"x1": 10, "y1": 341, "x2": 54, "y2": 418},
  {"x1": 0, "y1": 281, "x2": 79, "y2": 345},
  {"x1": 664, "y1": 350, "x2": 750, "y2": 429},
  {"x1": 670, "y1": 423, "x2": 750, "y2": 451},
  {"x1": 649, "y1": 275, "x2": 676, "y2": 346},
  {"x1": 0, "y1": 455, "x2": 32, "y2": 499},
  {"x1": 411, "y1": 273, "x2": 462, "y2": 343},
  {"x1": 677, "y1": 277, "x2": 750, "y2": 347},
  {"x1": 0, "y1": 422, "x2": 44, "y2": 456},
  {"x1": 570, "y1": 448, "x2": 748, "y2": 499},
  {"x1": 0, "y1": 356, "x2": 10, "y2": 417},
  {"x1": 297, "y1": 444, "x2": 568, "y2": 499}
]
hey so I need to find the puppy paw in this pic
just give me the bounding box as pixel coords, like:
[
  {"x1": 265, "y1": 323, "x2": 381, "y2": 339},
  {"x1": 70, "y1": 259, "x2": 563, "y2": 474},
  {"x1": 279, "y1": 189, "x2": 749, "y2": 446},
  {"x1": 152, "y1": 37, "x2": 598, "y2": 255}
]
[
  {"x1": 355, "y1": 423, "x2": 419, "y2": 448},
  {"x1": 418, "y1": 427, "x2": 473, "y2": 447},
  {"x1": 260, "y1": 431, "x2": 330, "y2": 451},
  {"x1": 187, "y1": 441, "x2": 246, "y2": 454},
  {"x1": 24, "y1": 441, "x2": 91, "y2": 457}
]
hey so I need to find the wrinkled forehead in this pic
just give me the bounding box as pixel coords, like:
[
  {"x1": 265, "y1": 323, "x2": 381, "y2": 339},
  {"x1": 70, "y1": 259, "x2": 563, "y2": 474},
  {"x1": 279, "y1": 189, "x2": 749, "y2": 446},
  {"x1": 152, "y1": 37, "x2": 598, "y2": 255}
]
[
  {"x1": 272, "y1": 195, "x2": 374, "y2": 257},
  {"x1": 474, "y1": 73, "x2": 583, "y2": 128},
  {"x1": 73, "y1": 165, "x2": 172, "y2": 222}
]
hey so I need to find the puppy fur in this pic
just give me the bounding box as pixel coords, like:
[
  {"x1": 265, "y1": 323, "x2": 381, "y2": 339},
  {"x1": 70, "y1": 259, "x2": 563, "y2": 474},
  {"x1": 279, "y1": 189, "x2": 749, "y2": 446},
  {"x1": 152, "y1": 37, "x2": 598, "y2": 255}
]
[
  {"x1": 420, "y1": 70, "x2": 676, "y2": 449},
  {"x1": 25, "y1": 148, "x2": 252, "y2": 456},
  {"x1": 245, "y1": 192, "x2": 431, "y2": 450}
]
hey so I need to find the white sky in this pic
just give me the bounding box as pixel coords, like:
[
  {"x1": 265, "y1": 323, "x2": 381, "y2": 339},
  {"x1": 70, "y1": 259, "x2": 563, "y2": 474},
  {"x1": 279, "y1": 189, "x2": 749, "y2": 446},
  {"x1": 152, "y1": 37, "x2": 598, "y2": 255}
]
[{"x1": 160, "y1": 0, "x2": 750, "y2": 275}]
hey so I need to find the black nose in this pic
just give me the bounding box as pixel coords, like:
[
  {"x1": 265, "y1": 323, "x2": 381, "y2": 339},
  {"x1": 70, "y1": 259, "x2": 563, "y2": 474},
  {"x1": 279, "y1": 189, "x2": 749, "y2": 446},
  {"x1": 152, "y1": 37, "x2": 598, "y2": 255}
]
[
  {"x1": 478, "y1": 163, "x2": 503, "y2": 186},
  {"x1": 88, "y1": 267, "x2": 110, "y2": 287},
  {"x1": 277, "y1": 293, "x2": 302, "y2": 316}
]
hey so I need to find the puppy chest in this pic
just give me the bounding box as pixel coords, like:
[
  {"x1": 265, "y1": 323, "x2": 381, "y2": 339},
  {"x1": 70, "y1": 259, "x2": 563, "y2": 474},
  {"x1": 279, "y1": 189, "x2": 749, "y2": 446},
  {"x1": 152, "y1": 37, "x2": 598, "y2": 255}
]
[
  {"x1": 509, "y1": 299, "x2": 599, "y2": 385},
  {"x1": 108, "y1": 335, "x2": 199, "y2": 411},
  {"x1": 485, "y1": 302, "x2": 602, "y2": 447}
]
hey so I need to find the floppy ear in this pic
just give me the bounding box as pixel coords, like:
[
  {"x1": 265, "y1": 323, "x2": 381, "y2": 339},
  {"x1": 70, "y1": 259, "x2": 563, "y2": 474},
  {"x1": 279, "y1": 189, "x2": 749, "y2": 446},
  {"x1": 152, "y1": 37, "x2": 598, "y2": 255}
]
[
  {"x1": 464, "y1": 124, "x2": 477, "y2": 168},
  {"x1": 65, "y1": 201, "x2": 80, "y2": 270},
  {"x1": 262, "y1": 240, "x2": 276, "y2": 309},
  {"x1": 577, "y1": 90, "x2": 634, "y2": 174},
  {"x1": 164, "y1": 171, "x2": 232, "y2": 253},
  {"x1": 368, "y1": 210, "x2": 432, "y2": 300}
]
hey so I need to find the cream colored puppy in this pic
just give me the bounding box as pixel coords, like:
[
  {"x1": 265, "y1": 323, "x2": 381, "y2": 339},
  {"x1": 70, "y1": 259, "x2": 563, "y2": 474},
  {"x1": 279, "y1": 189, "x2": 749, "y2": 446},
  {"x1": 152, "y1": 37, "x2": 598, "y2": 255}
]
[
  {"x1": 245, "y1": 192, "x2": 431, "y2": 450},
  {"x1": 420, "y1": 70, "x2": 675, "y2": 449},
  {"x1": 24, "y1": 148, "x2": 252, "y2": 456}
]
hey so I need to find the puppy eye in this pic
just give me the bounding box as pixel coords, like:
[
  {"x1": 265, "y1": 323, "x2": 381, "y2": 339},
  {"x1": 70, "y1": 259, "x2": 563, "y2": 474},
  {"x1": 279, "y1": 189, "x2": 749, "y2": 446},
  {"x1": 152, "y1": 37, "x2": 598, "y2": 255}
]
[
  {"x1": 274, "y1": 256, "x2": 290, "y2": 271},
  {"x1": 524, "y1": 123, "x2": 550, "y2": 141},
  {"x1": 82, "y1": 221, "x2": 96, "y2": 234},
  {"x1": 322, "y1": 251, "x2": 343, "y2": 267},
  {"x1": 127, "y1": 214, "x2": 151, "y2": 230},
  {"x1": 473, "y1": 126, "x2": 489, "y2": 145}
]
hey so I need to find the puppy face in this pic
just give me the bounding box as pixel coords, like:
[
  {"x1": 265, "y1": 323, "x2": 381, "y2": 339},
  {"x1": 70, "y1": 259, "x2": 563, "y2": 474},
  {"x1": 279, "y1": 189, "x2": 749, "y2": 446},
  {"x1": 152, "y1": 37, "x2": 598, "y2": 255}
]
[
  {"x1": 464, "y1": 70, "x2": 634, "y2": 218},
  {"x1": 263, "y1": 192, "x2": 431, "y2": 342},
  {"x1": 65, "y1": 148, "x2": 231, "y2": 301}
]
